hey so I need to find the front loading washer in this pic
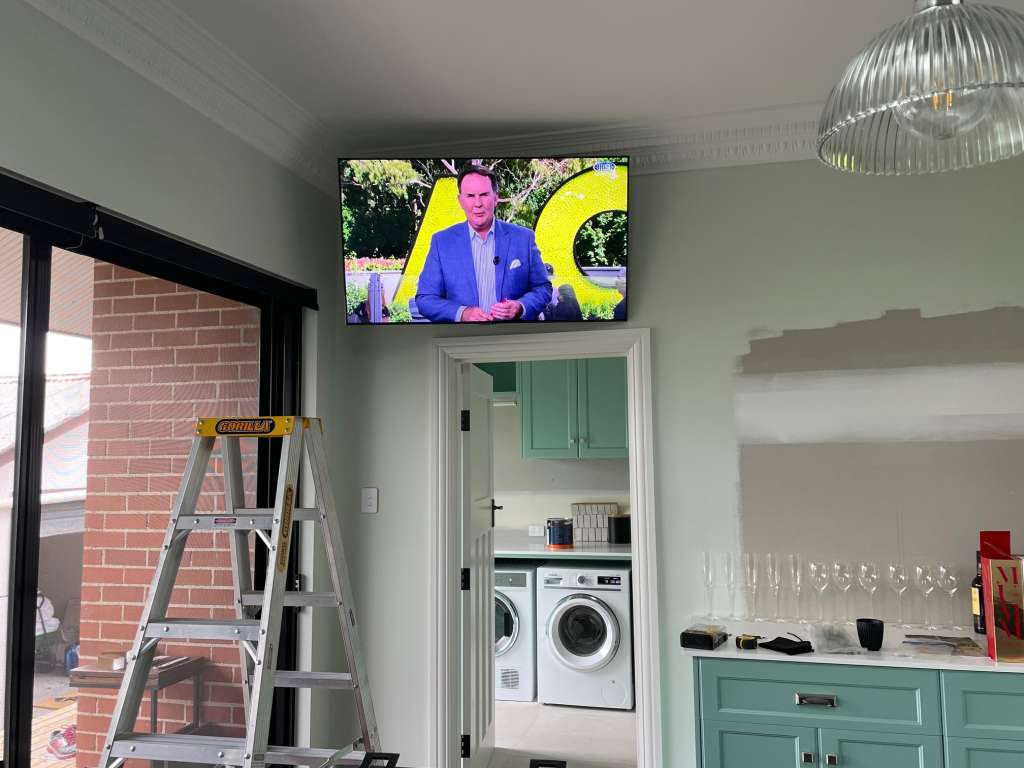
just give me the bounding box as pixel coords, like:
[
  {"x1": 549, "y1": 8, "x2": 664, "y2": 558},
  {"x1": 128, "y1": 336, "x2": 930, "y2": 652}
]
[
  {"x1": 495, "y1": 565, "x2": 536, "y2": 701},
  {"x1": 537, "y1": 563, "x2": 633, "y2": 709}
]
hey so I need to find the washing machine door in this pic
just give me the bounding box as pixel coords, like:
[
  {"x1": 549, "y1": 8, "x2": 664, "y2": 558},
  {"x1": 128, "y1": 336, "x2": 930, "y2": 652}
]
[
  {"x1": 546, "y1": 593, "x2": 620, "y2": 672},
  {"x1": 494, "y1": 590, "x2": 519, "y2": 657}
]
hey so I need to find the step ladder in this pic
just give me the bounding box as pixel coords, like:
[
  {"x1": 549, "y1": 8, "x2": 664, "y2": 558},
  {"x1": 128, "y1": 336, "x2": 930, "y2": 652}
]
[{"x1": 98, "y1": 416, "x2": 381, "y2": 768}]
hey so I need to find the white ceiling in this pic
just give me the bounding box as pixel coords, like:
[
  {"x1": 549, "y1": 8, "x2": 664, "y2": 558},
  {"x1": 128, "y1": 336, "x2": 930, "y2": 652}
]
[{"x1": 27, "y1": 0, "x2": 1024, "y2": 192}]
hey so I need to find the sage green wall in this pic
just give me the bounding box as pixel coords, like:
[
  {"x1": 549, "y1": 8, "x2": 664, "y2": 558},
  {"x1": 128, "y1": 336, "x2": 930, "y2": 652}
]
[
  {"x1": 0, "y1": 1, "x2": 347, "y2": 751},
  {"x1": 335, "y1": 155, "x2": 1024, "y2": 766}
]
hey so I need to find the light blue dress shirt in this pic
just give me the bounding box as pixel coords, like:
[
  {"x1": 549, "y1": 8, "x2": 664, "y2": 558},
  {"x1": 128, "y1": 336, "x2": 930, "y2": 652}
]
[{"x1": 455, "y1": 221, "x2": 497, "y2": 321}]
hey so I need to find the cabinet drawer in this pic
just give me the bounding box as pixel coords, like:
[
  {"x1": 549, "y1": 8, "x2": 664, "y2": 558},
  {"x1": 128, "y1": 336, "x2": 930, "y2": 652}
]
[
  {"x1": 942, "y1": 672, "x2": 1024, "y2": 741},
  {"x1": 945, "y1": 737, "x2": 1024, "y2": 767},
  {"x1": 699, "y1": 659, "x2": 941, "y2": 735},
  {"x1": 819, "y1": 729, "x2": 942, "y2": 768}
]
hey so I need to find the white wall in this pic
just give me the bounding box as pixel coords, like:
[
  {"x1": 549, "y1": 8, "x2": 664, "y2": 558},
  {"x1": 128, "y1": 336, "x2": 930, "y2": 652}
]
[
  {"x1": 492, "y1": 403, "x2": 629, "y2": 529},
  {"x1": 0, "y1": 1, "x2": 346, "y2": 750},
  {"x1": 334, "y1": 154, "x2": 1024, "y2": 766}
]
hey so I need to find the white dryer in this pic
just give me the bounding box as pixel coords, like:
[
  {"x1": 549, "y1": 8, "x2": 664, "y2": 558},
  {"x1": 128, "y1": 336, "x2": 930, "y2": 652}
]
[
  {"x1": 537, "y1": 563, "x2": 633, "y2": 709},
  {"x1": 495, "y1": 565, "x2": 536, "y2": 702}
]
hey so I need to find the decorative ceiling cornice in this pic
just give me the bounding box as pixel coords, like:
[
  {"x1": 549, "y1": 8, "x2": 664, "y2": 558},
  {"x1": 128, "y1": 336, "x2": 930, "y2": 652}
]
[
  {"x1": 24, "y1": 0, "x2": 822, "y2": 190},
  {"x1": 23, "y1": 0, "x2": 336, "y2": 194}
]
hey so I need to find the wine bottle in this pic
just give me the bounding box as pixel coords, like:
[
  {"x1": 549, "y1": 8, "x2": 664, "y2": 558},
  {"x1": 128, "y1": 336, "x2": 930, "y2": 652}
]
[{"x1": 972, "y1": 550, "x2": 986, "y2": 635}]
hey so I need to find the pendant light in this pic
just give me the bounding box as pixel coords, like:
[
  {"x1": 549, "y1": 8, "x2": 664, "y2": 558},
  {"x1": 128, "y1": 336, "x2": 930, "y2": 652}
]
[{"x1": 818, "y1": 0, "x2": 1024, "y2": 175}]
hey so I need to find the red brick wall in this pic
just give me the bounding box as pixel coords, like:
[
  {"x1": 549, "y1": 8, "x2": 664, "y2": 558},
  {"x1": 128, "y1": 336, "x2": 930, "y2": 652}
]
[{"x1": 77, "y1": 264, "x2": 260, "y2": 767}]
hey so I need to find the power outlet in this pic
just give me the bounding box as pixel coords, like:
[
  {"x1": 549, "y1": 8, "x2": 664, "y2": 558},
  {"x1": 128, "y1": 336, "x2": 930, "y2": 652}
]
[{"x1": 360, "y1": 487, "x2": 379, "y2": 514}]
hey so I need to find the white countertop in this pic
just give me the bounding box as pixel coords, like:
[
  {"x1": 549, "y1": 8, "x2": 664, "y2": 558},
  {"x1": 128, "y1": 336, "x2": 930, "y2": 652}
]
[
  {"x1": 682, "y1": 619, "x2": 1024, "y2": 674},
  {"x1": 494, "y1": 527, "x2": 632, "y2": 560}
]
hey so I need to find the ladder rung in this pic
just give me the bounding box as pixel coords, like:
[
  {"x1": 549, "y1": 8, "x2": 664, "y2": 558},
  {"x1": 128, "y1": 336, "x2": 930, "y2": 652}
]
[
  {"x1": 238, "y1": 506, "x2": 320, "y2": 521},
  {"x1": 242, "y1": 591, "x2": 338, "y2": 608},
  {"x1": 144, "y1": 618, "x2": 260, "y2": 642},
  {"x1": 174, "y1": 507, "x2": 319, "y2": 531},
  {"x1": 109, "y1": 733, "x2": 365, "y2": 766},
  {"x1": 275, "y1": 671, "x2": 355, "y2": 689}
]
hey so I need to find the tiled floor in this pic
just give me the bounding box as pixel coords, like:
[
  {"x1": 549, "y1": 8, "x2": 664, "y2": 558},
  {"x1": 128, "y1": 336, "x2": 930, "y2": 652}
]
[{"x1": 491, "y1": 700, "x2": 636, "y2": 768}]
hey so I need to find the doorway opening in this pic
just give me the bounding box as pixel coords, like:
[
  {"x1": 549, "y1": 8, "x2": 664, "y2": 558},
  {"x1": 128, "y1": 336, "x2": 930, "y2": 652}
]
[{"x1": 428, "y1": 330, "x2": 661, "y2": 768}]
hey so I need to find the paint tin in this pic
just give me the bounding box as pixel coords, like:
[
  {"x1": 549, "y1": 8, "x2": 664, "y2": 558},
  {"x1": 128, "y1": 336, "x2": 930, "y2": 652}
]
[{"x1": 546, "y1": 518, "x2": 574, "y2": 549}]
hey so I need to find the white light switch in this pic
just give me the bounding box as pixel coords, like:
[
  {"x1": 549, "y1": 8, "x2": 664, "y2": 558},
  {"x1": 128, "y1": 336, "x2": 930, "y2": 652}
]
[{"x1": 360, "y1": 487, "x2": 379, "y2": 514}]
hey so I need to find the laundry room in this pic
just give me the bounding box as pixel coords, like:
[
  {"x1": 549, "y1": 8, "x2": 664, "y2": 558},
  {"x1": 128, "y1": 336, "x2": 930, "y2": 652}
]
[{"x1": 480, "y1": 358, "x2": 637, "y2": 768}]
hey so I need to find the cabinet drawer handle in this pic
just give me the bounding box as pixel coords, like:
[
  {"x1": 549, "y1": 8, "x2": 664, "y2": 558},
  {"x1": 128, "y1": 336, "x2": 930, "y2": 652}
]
[
  {"x1": 826, "y1": 755, "x2": 839, "y2": 766},
  {"x1": 801, "y1": 753, "x2": 815, "y2": 765},
  {"x1": 795, "y1": 692, "x2": 837, "y2": 708}
]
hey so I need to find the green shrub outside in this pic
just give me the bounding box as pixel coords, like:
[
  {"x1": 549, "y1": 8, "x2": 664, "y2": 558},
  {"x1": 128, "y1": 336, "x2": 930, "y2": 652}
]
[
  {"x1": 346, "y1": 284, "x2": 368, "y2": 315},
  {"x1": 388, "y1": 300, "x2": 412, "y2": 323},
  {"x1": 580, "y1": 298, "x2": 617, "y2": 320}
]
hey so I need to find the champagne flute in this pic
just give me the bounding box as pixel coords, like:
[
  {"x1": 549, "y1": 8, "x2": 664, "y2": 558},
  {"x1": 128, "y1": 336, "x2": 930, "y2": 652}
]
[
  {"x1": 832, "y1": 561, "x2": 854, "y2": 624},
  {"x1": 765, "y1": 552, "x2": 782, "y2": 621},
  {"x1": 723, "y1": 552, "x2": 738, "y2": 620},
  {"x1": 702, "y1": 551, "x2": 716, "y2": 619},
  {"x1": 786, "y1": 554, "x2": 804, "y2": 621},
  {"x1": 808, "y1": 560, "x2": 831, "y2": 623},
  {"x1": 914, "y1": 564, "x2": 937, "y2": 630},
  {"x1": 888, "y1": 563, "x2": 909, "y2": 627},
  {"x1": 743, "y1": 552, "x2": 760, "y2": 620},
  {"x1": 936, "y1": 564, "x2": 962, "y2": 630},
  {"x1": 858, "y1": 561, "x2": 880, "y2": 617}
]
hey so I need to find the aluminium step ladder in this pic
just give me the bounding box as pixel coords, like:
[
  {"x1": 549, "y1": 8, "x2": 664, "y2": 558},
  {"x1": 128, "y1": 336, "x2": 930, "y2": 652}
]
[{"x1": 98, "y1": 416, "x2": 381, "y2": 768}]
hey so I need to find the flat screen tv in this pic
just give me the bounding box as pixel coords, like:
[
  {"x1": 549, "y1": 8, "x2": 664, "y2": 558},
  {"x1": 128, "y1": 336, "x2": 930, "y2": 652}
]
[{"x1": 340, "y1": 158, "x2": 628, "y2": 324}]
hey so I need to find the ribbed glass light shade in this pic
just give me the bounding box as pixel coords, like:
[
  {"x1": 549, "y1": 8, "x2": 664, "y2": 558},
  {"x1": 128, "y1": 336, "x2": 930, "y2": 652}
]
[{"x1": 818, "y1": 0, "x2": 1024, "y2": 175}]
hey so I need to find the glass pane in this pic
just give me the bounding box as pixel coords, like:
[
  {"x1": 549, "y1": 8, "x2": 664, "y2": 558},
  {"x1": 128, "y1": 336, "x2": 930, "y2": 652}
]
[
  {"x1": 558, "y1": 605, "x2": 606, "y2": 656},
  {"x1": 0, "y1": 226, "x2": 23, "y2": 762},
  {"x1": 33, "y1": 258, "x2": 260, "y2": 766}
]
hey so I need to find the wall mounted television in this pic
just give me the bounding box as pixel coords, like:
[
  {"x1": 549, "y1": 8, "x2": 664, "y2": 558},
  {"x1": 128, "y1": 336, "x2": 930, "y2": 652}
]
[{"x1": 340, "y1": 158, "x2": 628, "y2": 324}]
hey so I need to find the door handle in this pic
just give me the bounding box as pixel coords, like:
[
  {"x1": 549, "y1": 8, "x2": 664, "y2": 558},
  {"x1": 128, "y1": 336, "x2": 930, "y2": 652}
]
[
  {"x1": 795, "y1": 692, "x2": 837, "y2": 708},
  {"x1": 826, "y1": 755, "x2": 839, "y2": 766},
  {"x1": 801, "y1": 753, "x2": 815, "y2": 765},
  {"x1": 491, "y1": 499, "x2": 503, "y2": 527}
]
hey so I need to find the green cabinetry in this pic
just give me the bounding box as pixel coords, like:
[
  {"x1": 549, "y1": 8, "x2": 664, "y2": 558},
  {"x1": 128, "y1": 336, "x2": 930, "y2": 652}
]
[
  {"x1": 703, "y1": 721, "x2": 816, "y2": 767},
  {"x1": 819, "y1": 729, "x2": 942, "y2": 768},
  {"x1": 518, "y1": 358, "x2": 627, "y2": 459},
  {"x1": 946, "y1": 738, "x2": 1024, "y2": 768}
]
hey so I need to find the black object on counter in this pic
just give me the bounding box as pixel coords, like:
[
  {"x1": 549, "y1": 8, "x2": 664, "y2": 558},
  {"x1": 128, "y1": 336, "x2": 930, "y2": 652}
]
[
  {"x1": 681, "y1": 624, "x2": 728, "y2": 650},
  {"x1": 607, "y1": 514, "x2": 631, "y2": 545},
  {"x1": 759, "y1": 636, "x2": 813, "y2": 655},
  {"x1": 856, "y1": 618, "x2": 885, "y2": 651},
  {"x1": 546, "y1": 517, "x2": 573, "y2": 549}
]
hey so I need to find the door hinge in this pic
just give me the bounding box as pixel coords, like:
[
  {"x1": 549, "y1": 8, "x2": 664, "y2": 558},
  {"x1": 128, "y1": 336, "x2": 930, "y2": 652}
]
[
  {"x1": 460, "y1": 409, "x2": 470, "y2": 431},
  {"x1": 461, "y1": 568, "x2": 470, "y2": 591},
  {"x1": 461, "y1": 733, "x2": 470, "y2": 758}
]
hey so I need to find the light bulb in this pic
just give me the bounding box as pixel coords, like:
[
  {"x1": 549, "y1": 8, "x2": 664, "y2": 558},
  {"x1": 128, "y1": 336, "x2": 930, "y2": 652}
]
[{"x1": 893, "y1": 87, "x2": 994, "y2": 141}]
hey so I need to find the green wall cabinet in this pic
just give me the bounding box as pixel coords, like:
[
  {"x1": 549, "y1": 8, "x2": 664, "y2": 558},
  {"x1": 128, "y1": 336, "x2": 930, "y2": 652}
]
[{"x1": 518, "y1": 358, "x2": 628, "y2": 459}]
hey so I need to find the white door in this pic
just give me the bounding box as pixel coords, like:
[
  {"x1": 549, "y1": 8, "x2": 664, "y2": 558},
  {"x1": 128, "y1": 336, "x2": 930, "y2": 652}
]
[{"x1": 461, "y1": 364, "x2": 495, "y2": 767}]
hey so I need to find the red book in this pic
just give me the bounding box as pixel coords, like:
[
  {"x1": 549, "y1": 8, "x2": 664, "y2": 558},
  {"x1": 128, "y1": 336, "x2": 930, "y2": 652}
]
[{"x1": 980, "y1": 531, "x2": 1024, "y2": 662}]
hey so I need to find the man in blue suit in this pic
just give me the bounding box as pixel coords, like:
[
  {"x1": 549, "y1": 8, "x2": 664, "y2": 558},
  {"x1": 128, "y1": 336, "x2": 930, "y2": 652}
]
[{"x1": 415, "y1": 165, "x2": 552, "y2": 322}]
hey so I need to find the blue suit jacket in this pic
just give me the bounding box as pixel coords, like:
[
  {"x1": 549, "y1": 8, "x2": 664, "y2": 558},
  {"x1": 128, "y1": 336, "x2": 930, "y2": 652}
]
[{"x1": 415, "y1": 220, "x2": 552, "y2": 323}]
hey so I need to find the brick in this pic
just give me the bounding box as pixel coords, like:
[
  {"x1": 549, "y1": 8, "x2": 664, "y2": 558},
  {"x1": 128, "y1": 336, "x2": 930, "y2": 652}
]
[
  {"x1": 189, "y1": 588, "x2": 234, "y2": 605},
  {"x1": 106, "y1": 439, "x2": 150, "y2": 457},
  {"x1": 133, "y1": 277, "x2": 179, "y2": 295},
  {"x1": 91, "y1": 369, "x2": 110, "y2": 386},
  {"x1": 123, "y1": 532, "x2": 165, "y2": 549},
  {"x1": 122, "y1": 567, "x2": 154, "y2": 585},
  {"x1": 88, "y1": 422, "x2": 129, "y2": 439},
  {"x1": 155, "y1": 293, "x2": 198, "y2": 311},
  {"x1": 153, "y1": 330, "x2": 196, "y2": 348},
  {"x1": 107, "y1": 403, "x2": 152, "y2": 421},
  {"x1": 101, "y1": 585, "x2": 145, "y2": 603},
  {"x1": 131, "y1": 348, "x2": 175, "y2": 366},
  {"x1": 105, "y1": 476, "x2": 148, "y2": 492},
  {"x1": 197, "y1": 294, "x2": 240, "y2": 310},
  {"x1": 175, "y1": 346, "x2": 219, "y2": 364},
  {"x1": 128, "y1": 458, "x2": 171, "y2": 474},
  {"x1": 221, "y1": 308, "x2": 259, "y2": 326},
  {"x1": 89, "y1": 386, "x2": 129, "y2": 404},
  {"x1": 112, "y1": 265, "x2": 146, "y2": 280},
  {"x1": 100, "y1": 622, "x2": 137, "y2": 641},
  {"x1": 82, "y1": 549, "x2": 104, "y2": 565},
  {"x1": 112, "y1": 296, "x2": 155, "y2": 314},
  {"x1": 93, "y1": 298, "x2": 113, "y2": 315},
  {"x1": 103, "y1": 513, "x2": 151, "y2": 530},
  {"x1": 130, "y1": 420, "x2": 173, "y2": 439},
  {"x1": 94, "y1": 281, "x2": 134, "y2": 298},
  {"x1": 104, "y1": 548, "x2": 148, "y2": 566},
  {"x1": 175, "y1": 569, "x2": 212, "y2": 586},
  {"x1": 107, "y1": 367, "x2": 152, "y2": 385},
  {"x1": 148, "y1": 439, "x2": 191, "y2": 457},
  {"x1": 173, "y1": 382, "x2": 217, "y2": 401},
  {"x1": 148, "y1": 474, "x2": 182, "y2": 493},
  {"x1": 81, "y1": 603, "x2": 123, "y2": 621},
  {"x1": 128, "y1": 494, "x2": 173, "y2": 511},
  {"x1": 133, "y1": 313, "x2": 177, "y2": 330},
  {"x1": 129, "y1": 384, "x2": 174, "y2": 402},
  {"x1": 93, "y1": 315, "x2": 134, "y2": 332},
  {"x1": 242, "y1": 327, "x2": 260, "y2": 344},
  {"x1": 197, "y1": 328, "x2": 240, "y2": 345},
  {"x1": 92, "y1": 334, "x2": 111, "y2": 350},
  {"x1": 176, "y1": 310, "x2": 220, "y2": 328},
  {"x1": 82, "y1": 566, "x2": 124, "y2": 584},
  {"x1": 219, "y1": 382, "x2": 258, "y2": 400},
  {"x1": 94, "y1": 263, "x2": 114, "y2": 281},
  {"x1": 88, "y1": 458, "x2": 129, "y2": 476},
  {"x1": 89, "y1": 404, "x2": 109, "y2": 420},
  {"x1": 151, "y1": 366, "x2": 194, "y2": 383},
  {"x1": 83, "y1": 531, "x2": 126, "y2": 550},
  {"x1": 108, "y1": 332, "x2": 154, "y2": 350},
  {"x1": 220, "y1": 345, "x2": 259, "y2": 363},
  {"x1": 85, "y1": 495, "x2": 126, "y2": 512},
  {"x1": 194, "y1": 363, "x2": 239, "y2": 381}
]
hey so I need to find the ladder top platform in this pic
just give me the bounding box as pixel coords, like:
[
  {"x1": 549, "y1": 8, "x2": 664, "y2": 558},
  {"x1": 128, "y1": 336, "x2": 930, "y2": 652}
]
[{"x1": 194, "y1": 416, "x2": 321, "y2": 438}]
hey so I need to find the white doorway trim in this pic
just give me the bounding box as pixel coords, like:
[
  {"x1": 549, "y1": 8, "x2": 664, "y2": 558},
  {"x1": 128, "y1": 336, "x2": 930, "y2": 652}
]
[{"x1": 428, "y1": 328, "x2": 661, "y2": 768}]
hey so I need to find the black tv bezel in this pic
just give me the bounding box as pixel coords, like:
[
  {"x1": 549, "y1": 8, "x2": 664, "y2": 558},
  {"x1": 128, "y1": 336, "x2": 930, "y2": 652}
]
[{"x1": 338, "y1": 155, "x2": 630, "y2": 327}]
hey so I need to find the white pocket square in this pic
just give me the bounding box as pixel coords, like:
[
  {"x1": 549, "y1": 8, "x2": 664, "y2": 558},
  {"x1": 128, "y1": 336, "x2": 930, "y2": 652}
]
[{"x1": 509, "y1": 259, "x2": 522, "y2": 270}]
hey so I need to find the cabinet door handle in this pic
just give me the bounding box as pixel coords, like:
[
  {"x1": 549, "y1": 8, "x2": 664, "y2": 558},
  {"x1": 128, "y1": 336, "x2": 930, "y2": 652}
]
[
  {"x1": 801, "y1": 753, "x2": 815, "y2": 765},
  {"x1": 795, "y1": 692, "x2": 837, "y2": 708},
  {"x1": 826, "y1": 755, "x2": 839, "y2": 766},
  {"x1": 569, "y1": 437, "x2": 577, "y2": 445}
]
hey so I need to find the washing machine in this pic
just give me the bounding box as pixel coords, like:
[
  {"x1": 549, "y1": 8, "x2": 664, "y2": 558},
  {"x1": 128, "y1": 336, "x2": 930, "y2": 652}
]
[
  {"x1": 495, "y1": 565, "x2": 536, "y2": 701},
  {"x1": 537, "y1": 563, "x2": 633, "y2": 709}
]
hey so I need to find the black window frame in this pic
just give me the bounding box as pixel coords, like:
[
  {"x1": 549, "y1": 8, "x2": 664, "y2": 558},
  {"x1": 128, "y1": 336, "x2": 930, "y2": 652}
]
[{"x1": 0, "y1": 168, "x2": 316, "y2": 766}]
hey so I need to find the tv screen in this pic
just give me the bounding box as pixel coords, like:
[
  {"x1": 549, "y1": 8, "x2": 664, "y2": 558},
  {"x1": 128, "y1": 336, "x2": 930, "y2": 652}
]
[{"x1": 340, "y1": 158, "x2": 628, "y2": 324}]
